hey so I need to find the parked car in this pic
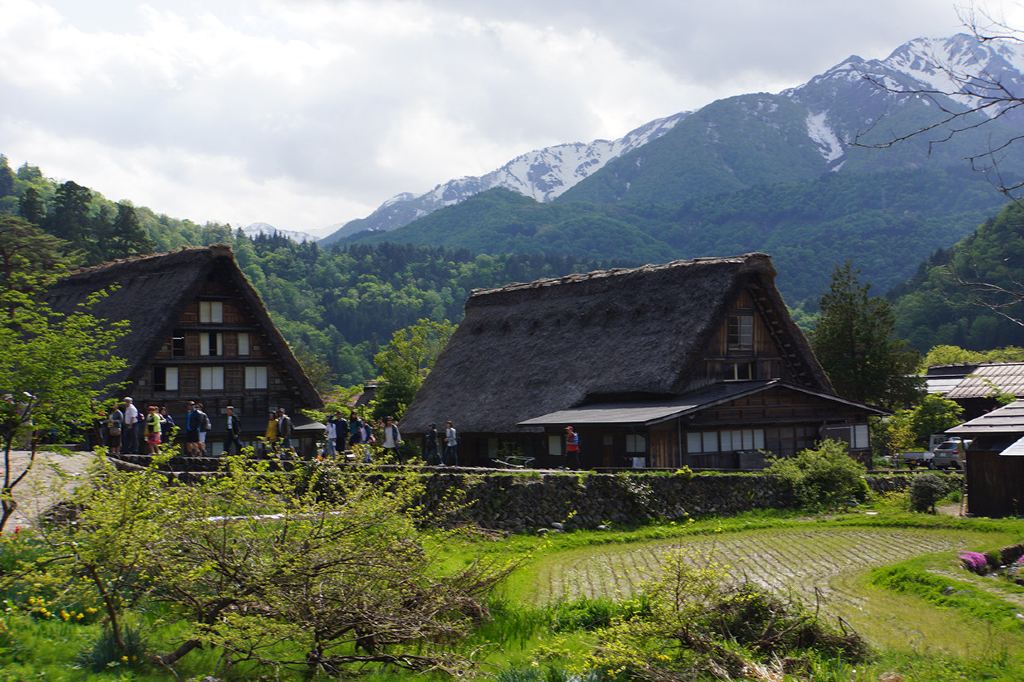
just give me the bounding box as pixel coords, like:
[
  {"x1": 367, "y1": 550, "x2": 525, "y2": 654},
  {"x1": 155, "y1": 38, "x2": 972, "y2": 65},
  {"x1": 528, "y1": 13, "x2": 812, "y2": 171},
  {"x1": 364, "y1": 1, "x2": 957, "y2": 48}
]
[
  {"x1": 930, "y1": 440, "x2": 970, "y2": 470},
  {"x1": 895, "y1": 450, "x2": 932, "y2": 468}
]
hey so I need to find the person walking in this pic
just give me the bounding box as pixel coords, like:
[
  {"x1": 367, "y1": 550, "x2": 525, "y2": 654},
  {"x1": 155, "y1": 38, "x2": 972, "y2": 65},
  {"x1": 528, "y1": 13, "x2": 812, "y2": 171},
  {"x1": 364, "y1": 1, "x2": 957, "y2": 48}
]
[
  {"x1": 348, "y1": 411, "x2": 362, "y2": 448},
  {"x1": 381, "y1": 416, "x2": 403, "y2": 460},
  {"x1": 263, "y1": 410, "x2": 279, "y2": 455},
  {"x1": 196, "y1": 402, "x2": 211, "y2": 455},
  {"x1": 144, "y1": 405, "x2": 162, "y2": 455},
  {"x1": 159, "y1": 406, "x2": 175, "y2": 448},
  {"x1": 443, "y1": 420, "x2": 458, "y2": 467},
  {"x1": 224, "y1": 405, "x2": 242, "y2": 455},
  {"x1": 121, "y1": 397, "x2": 139, "y2": 454},
  {"x1": 423, "y1": 423, "x2": 440, "y2": 465},
  {"x1": 323, "y1": 413, "x2": 338, "y2": 457},
  {"x1": 183, "y1": 401, "x2": 200, "y2": 456},
  {"x1": 105, "y1": 404, "x2": 124, "y2": 455},
  {"x1": 277, "y1": 408, "x2": 294, "y2": 452},
  {"x1": 565, "y1": 425, "x2": 581, "y2": 469}
]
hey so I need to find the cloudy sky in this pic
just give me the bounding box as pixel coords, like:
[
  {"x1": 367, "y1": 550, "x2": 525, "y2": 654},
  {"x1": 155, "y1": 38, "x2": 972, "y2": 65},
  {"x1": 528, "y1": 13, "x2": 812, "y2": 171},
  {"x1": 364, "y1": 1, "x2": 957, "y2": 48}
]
[{"x1": 2, "y1": 0, "x2": 1023, "y2": 234}]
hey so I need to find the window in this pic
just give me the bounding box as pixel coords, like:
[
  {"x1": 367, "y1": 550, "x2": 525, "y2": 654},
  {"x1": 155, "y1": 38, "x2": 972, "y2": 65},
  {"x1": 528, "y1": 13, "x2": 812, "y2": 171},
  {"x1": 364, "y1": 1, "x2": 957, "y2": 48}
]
[
  {"x1": 688, "y1": 429, "x2": 765, "y2": 453},
  {"x1": 625, "y1": 434, "x2": 646, "y2": 453},
  {"x1": 548, "y1": 435, "x2": 562, "y2": 456},
  {"x1": 854, "y1": 424, "x2": 869, "y2": 449},
  {"x1": 687, "y1": 432, "x2": 701, "y2": 454},
  {"x1": 724, "y1": 361, "x2": 754, "y2": 381},
  {"x1": 726, "y1": 314, "x2": 754, "y2": 351},
  {"x1": 199, "y1": 301, "x2": 223, "y2": 323},
  {"x1": 245, "y1": 366, "x2": 268, "y2": 390},
  {"x1": 153, "y1": 367, "x2": 178, "y2": 392},
  {"x1": 200, "y1": 366, "x2": 224, "y2": 390},
  {"x1": 237, "y1": 332, "x2": 250, "y2": 356},
  {"x1": 172, "y1": 334, "x2": 186, "y2": 358},
  {"x1": 200, "y1": 332, "x2": 223, "y2": 356}
]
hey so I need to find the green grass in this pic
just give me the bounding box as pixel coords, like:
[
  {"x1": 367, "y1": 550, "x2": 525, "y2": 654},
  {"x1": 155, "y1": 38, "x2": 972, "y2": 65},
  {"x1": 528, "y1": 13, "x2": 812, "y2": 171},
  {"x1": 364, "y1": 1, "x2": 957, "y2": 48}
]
[{"x1": 6, "y1": 509, "x2": 1024, "y2": 680}]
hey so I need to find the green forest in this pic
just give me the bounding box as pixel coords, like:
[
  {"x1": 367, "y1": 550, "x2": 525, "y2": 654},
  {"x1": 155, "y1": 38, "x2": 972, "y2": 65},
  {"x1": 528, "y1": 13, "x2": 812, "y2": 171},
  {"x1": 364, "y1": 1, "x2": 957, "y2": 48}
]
[
  {"x1": 0, "y1": 155, "x2": 620, "y2": 386},
  {"x1": 3, "y1": 153, "x2": 1022, "y2": 390}
]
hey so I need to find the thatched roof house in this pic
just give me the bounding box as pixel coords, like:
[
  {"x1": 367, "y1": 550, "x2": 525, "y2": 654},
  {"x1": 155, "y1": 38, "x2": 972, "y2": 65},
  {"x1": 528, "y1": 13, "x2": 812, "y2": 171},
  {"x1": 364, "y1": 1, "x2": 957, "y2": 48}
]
[
  {"x1": 46, "y1": 245, "x2": 323, "y2": 451},
  {"x1": 403, "y1": 253, "x2": 880, "y2": 469}
]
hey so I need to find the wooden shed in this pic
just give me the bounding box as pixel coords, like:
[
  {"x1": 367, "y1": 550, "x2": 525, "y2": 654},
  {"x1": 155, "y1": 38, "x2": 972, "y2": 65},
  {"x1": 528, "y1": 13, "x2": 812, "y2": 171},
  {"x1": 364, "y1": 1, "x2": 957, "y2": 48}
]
[{"x1": 949, "y1": 400, "x2": 1024, "y2": 517}]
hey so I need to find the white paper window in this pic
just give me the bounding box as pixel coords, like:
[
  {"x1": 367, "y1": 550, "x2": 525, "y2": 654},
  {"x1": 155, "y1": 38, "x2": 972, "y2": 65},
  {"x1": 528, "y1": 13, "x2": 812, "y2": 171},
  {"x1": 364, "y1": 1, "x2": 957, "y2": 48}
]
[
  {"x1": 200, "y1": 366, "x2": 224, "y2": 390},
  {"x1": 237, "y1": 332, "x2": 250, "y2": 356},
  {"x1": 548, "y1": 435, "x2": 562, "y2": 456},
  {"x1": 165, "y1": 367, "x2": 179, "y2": 391},
  {"x1": 245, "y1": 366, "x2": 268, "y2": 390},
  {"x1": 854, "y1": 424, "x2": 870, "y2": 449},
  {"x1": 200, "y1": 333, "x2": 223, "y2": 356},
  {"x1": 720, "y1": 431, "x2": 733, "y2": 451},
  {"x1": 687, "y1": 432, "x2": 701, "y2": 453},
  {"x1": 754, "y1": 429, "x2": 765, "y2": 449},
  {"x1": 626, "y1": 434, "x2": 646, "y2": 453},
  {"x1": 199, "y1": 301, "x2": 223, "y2": 323},
  {"x1": 702, "y1": 432, "x2": 719, "y2": 453}
]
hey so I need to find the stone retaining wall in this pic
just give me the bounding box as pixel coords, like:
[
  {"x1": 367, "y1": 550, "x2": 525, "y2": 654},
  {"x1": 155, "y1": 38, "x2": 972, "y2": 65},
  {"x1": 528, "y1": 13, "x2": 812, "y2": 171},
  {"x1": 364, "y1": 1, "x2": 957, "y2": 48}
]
[
  {"x1": 105, "y1": 456, "x2": 963, "y2": 532},
  {"x1": 419, "y1": 470, "x2": 963, "y2": 532}
]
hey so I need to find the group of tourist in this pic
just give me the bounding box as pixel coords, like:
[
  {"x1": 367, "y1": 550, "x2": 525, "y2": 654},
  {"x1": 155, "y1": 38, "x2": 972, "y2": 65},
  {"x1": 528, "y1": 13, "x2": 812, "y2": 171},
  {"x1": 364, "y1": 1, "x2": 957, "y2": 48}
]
[
  {"x1": 101, "y1": 399, "x2": 461, "y2": 465},
  {"x1": 422, "y1": 420, "x2": 459, "y2": 466},
  {"x1": 104, "y1": 397, "x2": 176, "y2": 456}
]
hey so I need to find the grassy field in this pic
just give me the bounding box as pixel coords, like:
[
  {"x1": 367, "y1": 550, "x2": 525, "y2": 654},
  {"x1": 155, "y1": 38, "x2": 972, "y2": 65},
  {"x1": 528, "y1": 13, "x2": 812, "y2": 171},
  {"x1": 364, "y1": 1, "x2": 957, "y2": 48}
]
[{"x1": 4, "y1": 504, "x2": 1024, "y2": 680}]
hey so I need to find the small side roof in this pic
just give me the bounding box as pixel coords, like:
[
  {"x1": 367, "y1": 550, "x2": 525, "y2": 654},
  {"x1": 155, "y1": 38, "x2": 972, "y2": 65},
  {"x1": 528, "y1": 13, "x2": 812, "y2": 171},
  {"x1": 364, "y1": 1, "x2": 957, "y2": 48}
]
[
  {"x1": 949, "y1": 400, "x2": 1024, "y2": 435},
  {"x1": 518, "y1": 380, "x2": 885, "y2": 427},
  {"x1": 944, "y1": 363, "x2": 1024, "y2": 400}
]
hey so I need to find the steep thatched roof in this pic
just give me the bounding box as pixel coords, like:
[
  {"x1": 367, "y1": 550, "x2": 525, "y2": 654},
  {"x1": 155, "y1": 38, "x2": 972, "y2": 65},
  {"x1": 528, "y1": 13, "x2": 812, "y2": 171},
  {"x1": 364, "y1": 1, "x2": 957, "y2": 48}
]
[
  {"x1": 44, "y1": 245, "x2": 322, "y2": 407},
  {"x1": 401, "y1": 253, "x2": 830, "y2": 433}
]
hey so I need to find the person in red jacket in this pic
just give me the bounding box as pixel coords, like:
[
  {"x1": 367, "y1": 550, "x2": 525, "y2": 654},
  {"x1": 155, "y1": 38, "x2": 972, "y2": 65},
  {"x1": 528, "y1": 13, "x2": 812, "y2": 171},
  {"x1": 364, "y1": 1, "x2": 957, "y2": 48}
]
[{"x1": 565, "y1": 425, "x2": 580, "y2": 469}]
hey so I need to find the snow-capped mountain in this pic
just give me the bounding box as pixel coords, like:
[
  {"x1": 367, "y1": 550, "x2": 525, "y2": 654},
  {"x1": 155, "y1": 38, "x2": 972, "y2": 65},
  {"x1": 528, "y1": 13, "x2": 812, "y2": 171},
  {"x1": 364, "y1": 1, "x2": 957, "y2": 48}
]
[
  {"x1": 782, "y1": 32, "x2": 1024, "y2": 171},
  {"x1": 241, "y1": 222, "x2": 318, "y2": 243},
  {"x1": 320, "y1": 112, "x2": 687, "y2": 244}
]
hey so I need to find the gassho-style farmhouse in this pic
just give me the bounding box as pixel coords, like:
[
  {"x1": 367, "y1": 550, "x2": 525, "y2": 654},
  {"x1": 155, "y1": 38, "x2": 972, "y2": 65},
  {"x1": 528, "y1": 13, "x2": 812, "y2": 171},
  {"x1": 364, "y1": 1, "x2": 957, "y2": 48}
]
[
  {"x1": 45, "y1": 245, "x2": 324, "y2": 452},
  {"x1": 401, "y1": 252, "x2": 884, "y2": 468}
]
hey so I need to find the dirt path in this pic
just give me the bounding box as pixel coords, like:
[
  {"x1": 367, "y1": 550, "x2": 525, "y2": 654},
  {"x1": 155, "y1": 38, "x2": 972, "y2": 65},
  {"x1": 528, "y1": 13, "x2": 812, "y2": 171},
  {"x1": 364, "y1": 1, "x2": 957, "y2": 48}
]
[{"x1": 3, "y1": 450, "x2": 94, "y2": 529}]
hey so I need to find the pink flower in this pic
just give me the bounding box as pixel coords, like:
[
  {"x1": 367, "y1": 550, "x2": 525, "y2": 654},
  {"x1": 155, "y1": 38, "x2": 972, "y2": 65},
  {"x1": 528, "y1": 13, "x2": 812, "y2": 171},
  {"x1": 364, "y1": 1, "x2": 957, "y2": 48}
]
[{"x1": 960, "y1": 551, "x2": 988, "y2": 573}]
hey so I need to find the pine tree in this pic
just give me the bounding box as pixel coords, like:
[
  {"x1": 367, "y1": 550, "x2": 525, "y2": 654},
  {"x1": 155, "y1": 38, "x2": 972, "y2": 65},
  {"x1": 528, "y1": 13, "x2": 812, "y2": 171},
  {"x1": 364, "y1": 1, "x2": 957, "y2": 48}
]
[
  {"x1": 111, "y1": 202, "x2": 153, "y2": 258},
  {"x1": 48, "y1": 180, "x2": 92, "y2": 245},
  {"x1": 812, "y1": 262, "x2": 922, "y2": 409},
  {"x1": 18, "y1": 187, "x2": 45, "y2": 226}
]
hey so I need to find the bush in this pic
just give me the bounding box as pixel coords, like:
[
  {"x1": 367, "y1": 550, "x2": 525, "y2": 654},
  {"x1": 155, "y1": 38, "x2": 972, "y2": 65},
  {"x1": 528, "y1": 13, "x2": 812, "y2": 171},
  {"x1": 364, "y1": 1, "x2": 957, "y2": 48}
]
[
  {"x1": 587, "y1": 552, "x2": 867, "y2": 680},
  {"x1": 909, "y1": 473, "x2": 947, "y2": 513},
  {"x1": 765, "y1": 440, "x2": 869, "y2": 511}
]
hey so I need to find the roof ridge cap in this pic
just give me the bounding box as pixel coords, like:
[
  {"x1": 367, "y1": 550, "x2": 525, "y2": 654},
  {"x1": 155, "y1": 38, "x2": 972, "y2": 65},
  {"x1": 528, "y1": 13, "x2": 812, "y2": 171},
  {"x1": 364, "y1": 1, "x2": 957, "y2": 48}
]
[
  {"x1": 65, "y1": 244, "x2": 233, "y2": 277},
  {"x1": 469, "y1": 252, "x2": 772, "y2": 298}
]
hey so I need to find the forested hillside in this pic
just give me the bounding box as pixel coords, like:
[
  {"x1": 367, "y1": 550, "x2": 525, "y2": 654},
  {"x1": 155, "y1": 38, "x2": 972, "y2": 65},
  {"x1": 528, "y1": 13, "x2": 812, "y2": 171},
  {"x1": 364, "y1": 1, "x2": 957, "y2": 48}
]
[
  {"x1": 349, "y1": 167, "x2": 1003, "y2": 303},
  {"x1": 890, "y1": 201, "x2": 1024, "y2": 352},
  {"x1": 0, "y1": 156, "x2": 615, "y2": 385}
]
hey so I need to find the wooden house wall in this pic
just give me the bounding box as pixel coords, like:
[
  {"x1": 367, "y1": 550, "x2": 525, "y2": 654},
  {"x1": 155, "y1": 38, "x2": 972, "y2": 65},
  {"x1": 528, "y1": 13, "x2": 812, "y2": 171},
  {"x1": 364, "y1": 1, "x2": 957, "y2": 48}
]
[
  {"x1": 129, "y1": 272, "x2": 306, "y2": 433},
  {"x1": 967, "y1": 450, "x2": 1024, "y2": 517},
  {"x1": 698, "y1": 288, "x2": 787, "y2": 386}
]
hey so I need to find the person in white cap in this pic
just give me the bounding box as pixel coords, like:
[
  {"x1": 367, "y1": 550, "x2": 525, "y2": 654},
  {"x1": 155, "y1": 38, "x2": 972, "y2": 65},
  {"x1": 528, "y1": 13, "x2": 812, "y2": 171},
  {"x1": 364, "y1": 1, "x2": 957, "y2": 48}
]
[{"x1": 122, "y1": 397, "x2": 139, "y2": 454}]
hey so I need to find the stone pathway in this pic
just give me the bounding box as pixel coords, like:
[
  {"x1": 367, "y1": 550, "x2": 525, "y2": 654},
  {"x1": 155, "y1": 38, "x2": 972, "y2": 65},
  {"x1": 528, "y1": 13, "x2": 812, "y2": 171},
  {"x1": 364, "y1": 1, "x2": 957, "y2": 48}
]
[{"x1": 2, "y1": 450, "x2": 94, "y2": 529}]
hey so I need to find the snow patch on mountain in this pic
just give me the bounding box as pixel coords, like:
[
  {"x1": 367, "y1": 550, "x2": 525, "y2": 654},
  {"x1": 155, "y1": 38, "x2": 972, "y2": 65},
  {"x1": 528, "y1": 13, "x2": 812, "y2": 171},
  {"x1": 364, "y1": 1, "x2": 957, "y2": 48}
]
[{"x1": 805, "y1": 111, "x2": 844, "y2": 162}]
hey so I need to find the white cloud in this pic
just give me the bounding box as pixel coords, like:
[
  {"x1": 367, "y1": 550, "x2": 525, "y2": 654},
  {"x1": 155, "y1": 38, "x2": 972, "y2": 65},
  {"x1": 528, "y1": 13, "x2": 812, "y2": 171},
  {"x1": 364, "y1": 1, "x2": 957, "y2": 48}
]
[{"x1": 1, "y1": 0, "x2": 1015, "y2": 231}]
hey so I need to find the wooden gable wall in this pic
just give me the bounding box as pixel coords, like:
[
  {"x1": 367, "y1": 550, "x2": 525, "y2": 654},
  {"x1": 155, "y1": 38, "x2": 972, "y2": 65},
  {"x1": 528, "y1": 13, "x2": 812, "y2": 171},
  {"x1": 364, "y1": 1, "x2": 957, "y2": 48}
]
[
  {"x1": 686, "y1": 284, "x2": 820, "y2": 392},
  {"x1": 130, "y1": 267, "x2": 307, "y2": 427}
]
